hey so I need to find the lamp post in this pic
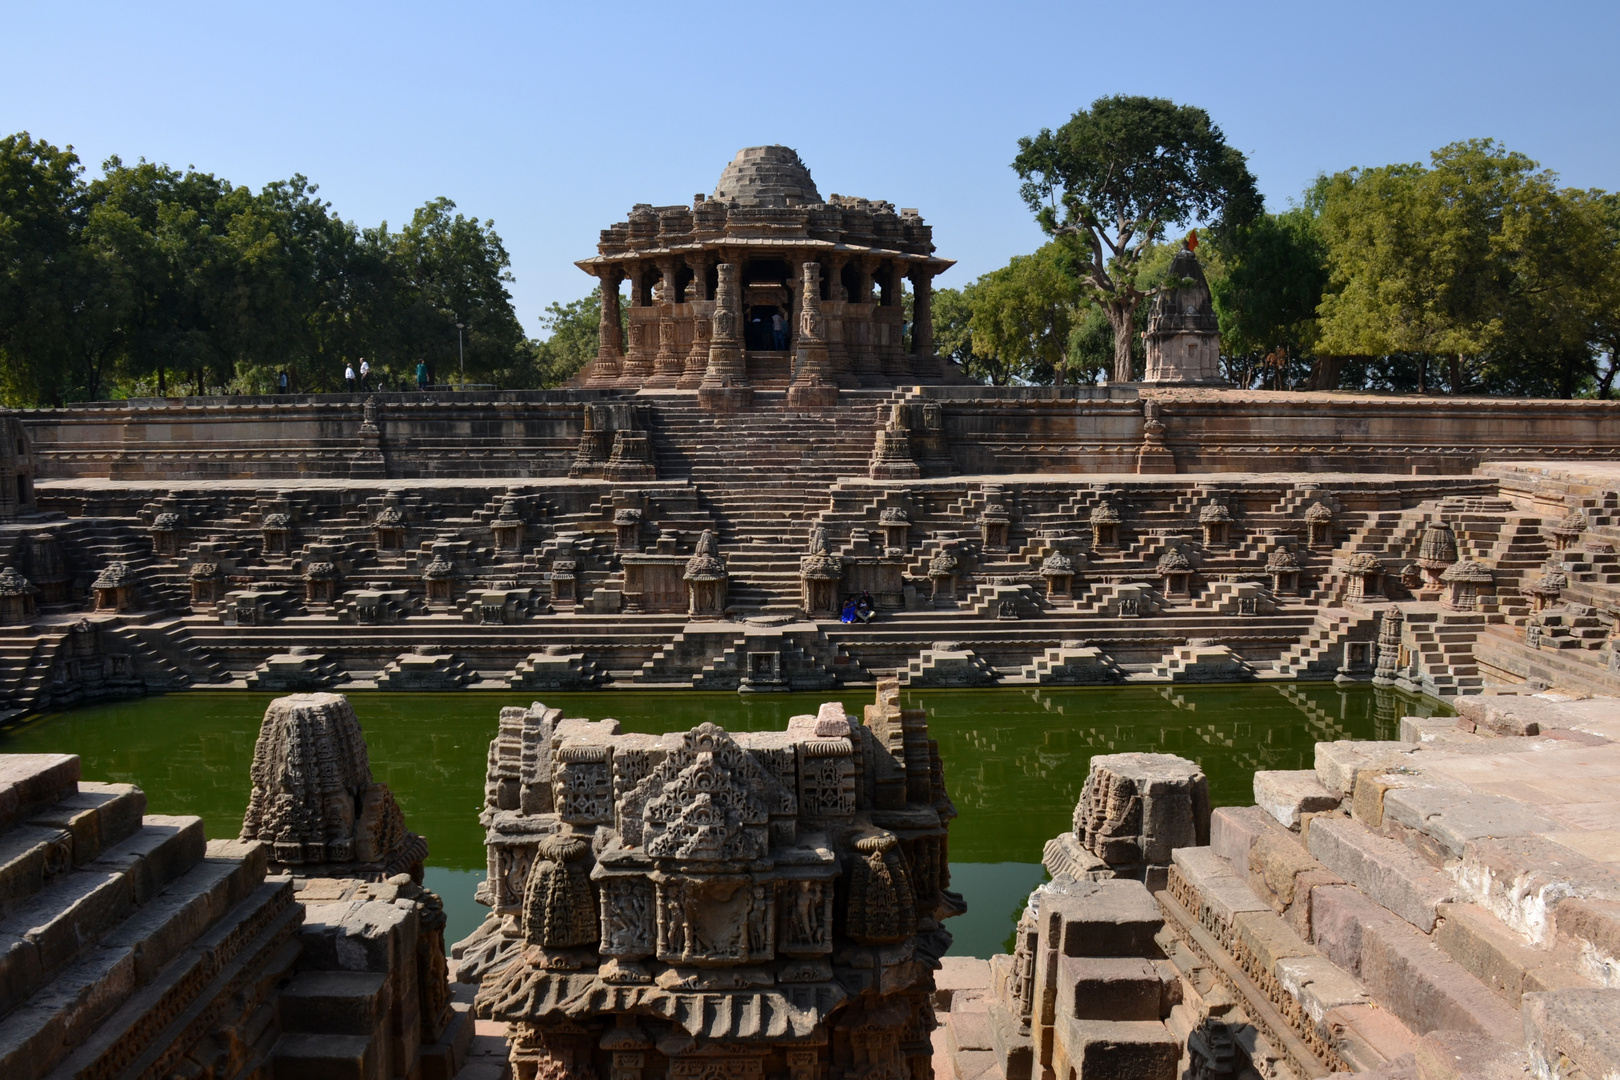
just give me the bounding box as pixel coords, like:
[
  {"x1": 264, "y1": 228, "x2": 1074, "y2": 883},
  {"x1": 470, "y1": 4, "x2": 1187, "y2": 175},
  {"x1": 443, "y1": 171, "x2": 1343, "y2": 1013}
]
[{"x1": 455, "y1": 322, "x2": 465, "y2": 387}]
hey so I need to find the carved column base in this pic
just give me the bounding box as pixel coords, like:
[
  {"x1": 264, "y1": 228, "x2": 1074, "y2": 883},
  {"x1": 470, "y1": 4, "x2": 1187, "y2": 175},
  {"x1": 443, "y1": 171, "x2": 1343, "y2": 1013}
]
[
  {"x1": 677, "y1": 352, "x2": 707, "y2": 389},
  {"x1": 698, "y1": 384, "x2": 754, "y2": 411},
  {"x1": 787, "y1": 383, "x2": 838, "y2": 408},
  {"x1": 646, "y1": 355, "x2": 685, "y2": 388},
  {"x1": 584, "y1": 353, "x2": 624, "y2": 386}
]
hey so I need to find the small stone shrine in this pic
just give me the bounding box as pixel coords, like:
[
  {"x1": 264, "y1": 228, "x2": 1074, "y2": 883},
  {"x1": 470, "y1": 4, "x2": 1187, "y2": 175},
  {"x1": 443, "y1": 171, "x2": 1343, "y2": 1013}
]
[
  {"x1": 240, "y1": 690, "x2": 429, "y2": 879},
  {"x1": 457, "y1": 679, "x2": 962, "y2": 1080},
  {"x1": 1142, "y1": 236, "x2": 1225, "y2": 386}
]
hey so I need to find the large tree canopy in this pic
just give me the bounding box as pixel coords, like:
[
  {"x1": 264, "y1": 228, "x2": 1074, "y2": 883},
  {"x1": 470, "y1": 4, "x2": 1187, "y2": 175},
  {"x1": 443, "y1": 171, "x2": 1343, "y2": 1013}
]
[
  {"x1": 1012, "y1": 95, "x2": 1261, "y2": 382},
  {"x1": 0, "y1": 133, "x2": 533, "y2": 404},
  {"x1": 1314, "y1": 139, "x2": 1614, "y2": 397}
]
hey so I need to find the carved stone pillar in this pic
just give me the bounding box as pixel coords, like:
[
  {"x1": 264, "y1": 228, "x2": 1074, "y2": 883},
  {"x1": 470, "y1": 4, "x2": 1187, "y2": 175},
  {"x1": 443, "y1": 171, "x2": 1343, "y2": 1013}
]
[
  {"x1": 588, "y1": 268, "x2": 625, "y2": 385},
  {"x1": 880, "y1": 261, "x2": 910, "y2": 379},
  {"x1": 910, "y1": 269, "x2": 934, "y2": 355},
  {"x1": 650, "y1": 258, "x2": 684, "y2": 386},
  {"x1": 823, "y1": 256, "x2": 855, "y2": 387},
  {"x1": 698, "y1": 263, "x2": 752, "y2": 410},
  {"x1": 850, "y1": 258, "x2": 881, "y2": 383},
  {"x1": 679, "y1": 254, "x2": 715, "y2": 388},
  {"x1": 620, "y1": 262, "x2": 656, "y2": 382},
  {"x1": 787, "y1": 262, "x2": 837, "y2": 408}
]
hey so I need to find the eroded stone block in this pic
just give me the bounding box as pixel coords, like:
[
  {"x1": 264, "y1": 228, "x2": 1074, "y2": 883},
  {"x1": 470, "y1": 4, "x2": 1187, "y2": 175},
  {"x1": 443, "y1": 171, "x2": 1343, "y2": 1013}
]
[
  {"x1": 1521, "y1": 988, "x2": 1620, "y2": 1080},
  {"x1": 1254, "y1": 769, "x2": 1341, "y2": 829},
  {"x1": 1307, "y1": 815, "x2": 1455, "y2": 933}
]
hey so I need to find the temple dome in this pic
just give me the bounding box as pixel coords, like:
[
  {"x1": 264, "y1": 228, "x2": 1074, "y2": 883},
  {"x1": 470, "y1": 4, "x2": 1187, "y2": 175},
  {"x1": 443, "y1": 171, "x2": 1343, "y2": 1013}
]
[{"x1": 712, "y1": 146, "x2": 821, "y2": 207}]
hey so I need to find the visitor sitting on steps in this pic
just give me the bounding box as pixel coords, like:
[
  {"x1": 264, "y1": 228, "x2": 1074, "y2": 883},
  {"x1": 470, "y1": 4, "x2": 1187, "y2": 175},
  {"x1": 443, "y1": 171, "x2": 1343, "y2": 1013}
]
[
  {"x1": 840, "y1": 597, "x2": 858, "y2": 624},
  {"x1": 855, "y1": 591, "x2": 876, "y2": 623}
]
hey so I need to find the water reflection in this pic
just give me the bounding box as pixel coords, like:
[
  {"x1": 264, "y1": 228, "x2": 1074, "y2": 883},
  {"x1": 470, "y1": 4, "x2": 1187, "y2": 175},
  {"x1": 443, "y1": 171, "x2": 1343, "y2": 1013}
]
[{"x1": 0, "y1": 684, "x2": 1443, "y2": 957}]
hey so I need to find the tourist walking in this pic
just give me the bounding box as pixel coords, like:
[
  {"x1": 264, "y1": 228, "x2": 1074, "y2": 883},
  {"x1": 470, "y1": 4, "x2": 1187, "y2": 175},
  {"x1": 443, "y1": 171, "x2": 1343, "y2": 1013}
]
[
  {"x1": 344, "y1": 363, "x2": 357, "y2": 393},
  {"x1": 416, "y1": 359, "x2": 428, "y2": 391},
  {"x1": 276, "y1": 370, "x2": 289, "y2": 394},
  {"x1": 358, "y1": 358, "x2": 370, "y2": 390},
  {"x1": 771, "y1": 310, "x2": 786, "y2": 350}
]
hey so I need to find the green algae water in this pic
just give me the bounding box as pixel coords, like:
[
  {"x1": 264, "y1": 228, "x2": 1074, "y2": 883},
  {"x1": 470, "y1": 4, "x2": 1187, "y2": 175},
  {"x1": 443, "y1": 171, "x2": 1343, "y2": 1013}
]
[{"x1": 0, "y1": 684, "x2": 1445, "y2": 958}]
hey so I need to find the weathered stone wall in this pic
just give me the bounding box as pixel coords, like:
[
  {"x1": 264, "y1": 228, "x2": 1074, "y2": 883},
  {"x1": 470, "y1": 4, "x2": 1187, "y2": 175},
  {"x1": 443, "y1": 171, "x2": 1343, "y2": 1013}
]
[
  {"x1": 21, "y1": 390, "x2": 623, "y2": 481},
  {"x1": 911, "y1": 386, "x2": 1620, "y2": 476},
  {"x1": 21, "y1": 386, "x2": 1620, "y2": 482}
]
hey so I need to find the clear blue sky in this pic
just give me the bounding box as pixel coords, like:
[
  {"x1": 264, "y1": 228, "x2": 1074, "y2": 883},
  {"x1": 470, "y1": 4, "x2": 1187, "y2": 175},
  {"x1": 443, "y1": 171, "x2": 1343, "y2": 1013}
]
[{"x1": 4, "y1": 1, "x2": 1617, "y2": 336}]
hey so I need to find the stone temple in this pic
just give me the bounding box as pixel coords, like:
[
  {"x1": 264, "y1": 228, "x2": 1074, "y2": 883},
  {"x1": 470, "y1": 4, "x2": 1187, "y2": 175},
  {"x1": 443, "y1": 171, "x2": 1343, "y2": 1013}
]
[
  {"x1": 0, "y1": 142, "x2": 1617, "y2": 1078},
  {"x1": 573, "y1": 146, "x2": 957, "y2": 407}
]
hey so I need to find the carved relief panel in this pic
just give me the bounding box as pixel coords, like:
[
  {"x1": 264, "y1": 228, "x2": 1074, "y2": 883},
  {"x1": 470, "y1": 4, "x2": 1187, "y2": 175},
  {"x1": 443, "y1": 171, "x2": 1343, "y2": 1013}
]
[
  {"x1": 797, "y1": 740, "x2": 856, "y2": 820},
  {"x1": 776, "y1": 878, "x2": 834, "y2": 955},
  {"x1": 554, "y1": 745, "x2": 613, "y2": 824},
  {"x1": 656, "y1": 876, "x2": 774, "y2": 965},
  {"x1": 667, "y1": 1053, "x2": 764, "y2": 1080},
  {"x1": 598, "y1": 876, "x2": 656, "y2": 959},
  {"x1": 490, "y1": 840, "x2": 537, "y2": 917}
]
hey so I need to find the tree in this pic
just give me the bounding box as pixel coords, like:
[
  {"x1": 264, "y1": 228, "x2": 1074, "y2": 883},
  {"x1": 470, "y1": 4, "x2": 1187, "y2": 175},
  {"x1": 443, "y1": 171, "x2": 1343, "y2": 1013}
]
[
  {"x1": 929, "y1": 286, "x2": 976, "y2": 380},
  {"x1": 1012, "y1": 96, "x2": 1261, "y2": 383},
  {"x1": 0, "y1": 133, "x2": 88, "y2": 405},
  {"x1": 1208, "y1": 201, "x2": 1333, "y2": 389},
  {"x1": 1586, "y1": 193, "x2": 1620, "y2": 398},
  {"x1": 1316, "y1": 139, "x2": 1609, "y2": 397},
  {"x1": 387, "y1": 198, "x2": 527, "y2": 387},
  {"x1": 531, "y1": 289, "x2": 625, "y2": 387},
  {"x1": 966, "y1": 245, "x2": 1084, "y2": 385}
]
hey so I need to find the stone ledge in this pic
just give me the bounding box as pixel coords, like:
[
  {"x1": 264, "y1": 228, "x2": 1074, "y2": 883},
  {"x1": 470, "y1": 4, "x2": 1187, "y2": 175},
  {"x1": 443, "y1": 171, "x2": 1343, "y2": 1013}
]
[
  {"x1": 1522, "y1": 988, "x2": 1620, "y2": 1080},
  {"x1": 1358, "y1": 913, "x2": 1521, "y2": 1038},
  {"x1": 1307, "y1": 815, "x2": 1455, "y2": 933}
]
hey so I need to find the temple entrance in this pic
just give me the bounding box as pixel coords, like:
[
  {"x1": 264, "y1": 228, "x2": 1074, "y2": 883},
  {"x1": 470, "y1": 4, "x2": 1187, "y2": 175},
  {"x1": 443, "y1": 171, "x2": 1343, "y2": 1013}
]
[{"x1": 745, "y1": 305, "x2": 787, "y2": 351}]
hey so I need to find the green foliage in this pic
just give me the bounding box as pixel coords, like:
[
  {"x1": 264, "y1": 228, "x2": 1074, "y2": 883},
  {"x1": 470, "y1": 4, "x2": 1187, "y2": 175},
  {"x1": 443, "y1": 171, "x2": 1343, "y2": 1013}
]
[
  {"x1": 531, "y1": 289, "x2": 625, "y2": 387},
  {"x1": 1207, "y1": 202, "x2": 1331, "y2": 389},
  {"x1": 0, "y1": 134, "x2": 531, "y2": 404},
  {"x1": 1013, "y1": 95, "x2": 1260, "y2": 382},
  {"x1": 929, "y1": 286, "x2": 975, "y2": 378},
  {"x1": 965, "y1": 245, "x2": 1086, "y2": 385},
  {"x1": 1312, "y1": 139, "x2": 1612, "y2": 397},
  {"x1": 0, "y1": 133, "x2": 89, "y2": 405}
]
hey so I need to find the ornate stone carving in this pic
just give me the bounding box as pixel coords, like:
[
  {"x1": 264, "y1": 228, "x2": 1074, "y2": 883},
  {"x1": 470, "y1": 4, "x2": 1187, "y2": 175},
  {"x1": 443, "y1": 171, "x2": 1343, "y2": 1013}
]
[
  {"x1": 1069, "y1": 751, "x2": 1209, "y2": 888},
  {"x1": 844, "y1": 833, "x2": 916, "y2": 945},
  {"x1": 684, "y1": 530, "x2": 728, "y2": 618},
  {"x1": 523, "y1": 834, "x2": 598, "y2": 950},
  {"x1": 240, "y1": 692, "x2": 428, "y2": 879},
  {"x1": 463, "y1": 681, "x2": 958, "y2": 1080}
]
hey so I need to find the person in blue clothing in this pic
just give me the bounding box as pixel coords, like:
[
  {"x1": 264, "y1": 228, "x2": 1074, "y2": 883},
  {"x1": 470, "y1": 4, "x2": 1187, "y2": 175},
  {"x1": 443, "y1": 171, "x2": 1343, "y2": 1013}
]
[
  {"x1": 840, "y1": 597, "x2": 858, "y2": 624},
  {"x1": 416, "y1": 359, "x2": 429, "y2": 391}
]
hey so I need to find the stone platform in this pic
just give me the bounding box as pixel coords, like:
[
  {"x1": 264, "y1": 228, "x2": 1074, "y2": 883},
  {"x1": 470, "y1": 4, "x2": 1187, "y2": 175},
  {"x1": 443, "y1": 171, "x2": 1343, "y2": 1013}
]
[{"x1": 937, "y1": 692, "x2": 1620, "y2": 1080}]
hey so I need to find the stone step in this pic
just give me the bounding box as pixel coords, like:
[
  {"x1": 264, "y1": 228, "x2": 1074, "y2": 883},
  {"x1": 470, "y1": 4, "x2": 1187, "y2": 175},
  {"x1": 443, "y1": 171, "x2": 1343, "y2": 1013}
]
[
  {"x1": 1, "y1": 781, "x2": 148, "y2": 906},
  {"x1": 35, "y1": 877, "x2": 298, "y2": 1080},
  {"x1": 0, "y1": 815, "x2": 207, "y2": 1019},
  {"x1": 0, "y1": 841, "x2": 272, "y2": 1080},
  {"x1": 1310, "y1": 884, "x2": 1522, "y2": 1039}
]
